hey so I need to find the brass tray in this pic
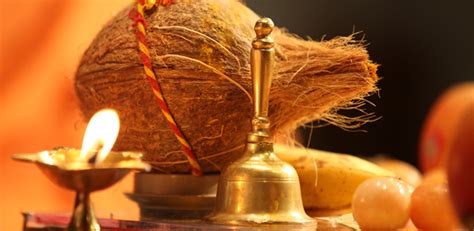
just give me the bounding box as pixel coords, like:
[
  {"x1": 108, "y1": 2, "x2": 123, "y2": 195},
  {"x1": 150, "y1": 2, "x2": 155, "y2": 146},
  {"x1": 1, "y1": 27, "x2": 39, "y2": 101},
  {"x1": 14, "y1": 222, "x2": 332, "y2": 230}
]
[{"x1": 125, "y1": 193, "x2": 215, "y2": 219}]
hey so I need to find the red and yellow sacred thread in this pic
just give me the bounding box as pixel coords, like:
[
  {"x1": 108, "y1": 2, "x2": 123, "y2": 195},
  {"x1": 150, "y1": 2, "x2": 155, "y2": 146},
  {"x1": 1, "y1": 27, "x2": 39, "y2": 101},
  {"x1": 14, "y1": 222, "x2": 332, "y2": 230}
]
[{"x1": 129, "y1": 0, "x2": 202, "y2": 176}]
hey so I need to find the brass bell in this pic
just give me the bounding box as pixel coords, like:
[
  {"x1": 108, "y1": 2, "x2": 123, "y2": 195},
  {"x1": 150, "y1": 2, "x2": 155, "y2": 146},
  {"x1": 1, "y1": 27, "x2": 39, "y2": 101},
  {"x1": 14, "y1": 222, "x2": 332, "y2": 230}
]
[{"x1": 206, "y1": 17, "x2": 315, "y2": 225}]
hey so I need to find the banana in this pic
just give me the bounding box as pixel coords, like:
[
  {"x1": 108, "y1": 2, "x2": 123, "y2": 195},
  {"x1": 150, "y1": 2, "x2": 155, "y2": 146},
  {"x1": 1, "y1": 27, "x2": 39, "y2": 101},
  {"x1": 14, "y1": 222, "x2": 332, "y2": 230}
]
[{"x1": 274, "y1": 144, "x2": 395, "y2": 211}]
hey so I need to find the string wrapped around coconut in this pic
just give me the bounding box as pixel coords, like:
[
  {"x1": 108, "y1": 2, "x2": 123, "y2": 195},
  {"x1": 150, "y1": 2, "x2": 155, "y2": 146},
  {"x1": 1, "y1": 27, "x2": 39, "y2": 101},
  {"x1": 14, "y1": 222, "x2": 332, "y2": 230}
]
[{"x1": 75, "y1": 0, "x2": 379, "y2": 174}]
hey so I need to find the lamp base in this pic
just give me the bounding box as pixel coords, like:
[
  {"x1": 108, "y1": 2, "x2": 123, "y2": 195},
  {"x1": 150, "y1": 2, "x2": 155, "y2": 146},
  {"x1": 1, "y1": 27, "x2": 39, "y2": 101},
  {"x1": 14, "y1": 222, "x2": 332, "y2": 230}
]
[{"x1": 68, "y1": 191, "x2": 100, "y2": 231}]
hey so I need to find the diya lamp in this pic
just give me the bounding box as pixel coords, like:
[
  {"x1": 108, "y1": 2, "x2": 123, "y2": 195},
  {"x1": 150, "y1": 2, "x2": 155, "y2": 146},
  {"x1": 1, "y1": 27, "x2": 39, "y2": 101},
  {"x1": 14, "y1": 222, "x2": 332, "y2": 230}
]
[
  {"x1": 13, "y1": 109, "x2": 151, "y2": 231},
  {"x1": 207, "y1": 18, "x2": 316, "y2": 225}
]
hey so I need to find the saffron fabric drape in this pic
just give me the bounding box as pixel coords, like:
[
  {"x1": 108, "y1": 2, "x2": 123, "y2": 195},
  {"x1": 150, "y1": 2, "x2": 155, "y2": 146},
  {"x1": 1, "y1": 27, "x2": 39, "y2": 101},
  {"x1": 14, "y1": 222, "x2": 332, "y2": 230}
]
[{"x1": 0, "y1": 1, "x2": 136, "y2": 229}]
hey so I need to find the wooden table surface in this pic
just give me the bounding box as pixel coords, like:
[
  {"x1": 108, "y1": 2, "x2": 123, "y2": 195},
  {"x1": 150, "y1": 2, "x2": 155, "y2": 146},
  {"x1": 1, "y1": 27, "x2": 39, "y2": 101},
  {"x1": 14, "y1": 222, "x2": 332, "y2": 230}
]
[{"x1": 23, "y1": 212, "x2": 359, "y2": 230}]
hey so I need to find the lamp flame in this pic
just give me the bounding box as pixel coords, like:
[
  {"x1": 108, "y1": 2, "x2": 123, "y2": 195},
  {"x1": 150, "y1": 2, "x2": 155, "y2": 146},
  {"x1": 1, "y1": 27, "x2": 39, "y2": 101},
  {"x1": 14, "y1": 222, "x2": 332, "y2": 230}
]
[{"x1": 80, "y1": 109, "x2": 120, "y2": 164}]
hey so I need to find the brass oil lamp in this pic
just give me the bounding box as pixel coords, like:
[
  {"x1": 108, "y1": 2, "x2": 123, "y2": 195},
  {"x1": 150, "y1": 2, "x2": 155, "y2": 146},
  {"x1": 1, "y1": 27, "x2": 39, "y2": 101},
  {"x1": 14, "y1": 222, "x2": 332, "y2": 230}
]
[
  {"x1": 207, "y1": 18, "x2": 316, "y2": 225},
  {"x1": 13, "y1": 109, "x2": 150, "y2": 231}
]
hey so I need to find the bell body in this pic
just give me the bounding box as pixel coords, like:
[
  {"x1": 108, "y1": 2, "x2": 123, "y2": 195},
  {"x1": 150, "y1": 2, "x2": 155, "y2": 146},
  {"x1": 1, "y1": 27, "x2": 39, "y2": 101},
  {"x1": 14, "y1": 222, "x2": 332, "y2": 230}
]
[
  {"x1": 207, "y1": 143, "x2": 314, "y2": 224},
  {"x1": 207, "y1": 17, "x2": 315, "y2": 225}
]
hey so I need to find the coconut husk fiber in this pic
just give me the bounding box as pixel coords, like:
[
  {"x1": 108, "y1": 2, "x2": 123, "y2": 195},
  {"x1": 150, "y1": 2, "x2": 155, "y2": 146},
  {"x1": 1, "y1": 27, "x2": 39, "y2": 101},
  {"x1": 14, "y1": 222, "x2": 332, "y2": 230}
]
[{"x1": 75, "y1": 0, "x2": 379, "y2": 174}]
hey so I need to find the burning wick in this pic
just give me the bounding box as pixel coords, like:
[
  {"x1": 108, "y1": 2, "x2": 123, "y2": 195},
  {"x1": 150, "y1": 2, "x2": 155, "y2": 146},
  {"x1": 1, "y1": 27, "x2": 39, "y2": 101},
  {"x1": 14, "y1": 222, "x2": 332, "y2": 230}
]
[
  {"x1": 80, "y1": 109, "x2": 120, "y2": 164},
  {"x1": 86, "y1": 143, "x2": 104, "y2": 164}
]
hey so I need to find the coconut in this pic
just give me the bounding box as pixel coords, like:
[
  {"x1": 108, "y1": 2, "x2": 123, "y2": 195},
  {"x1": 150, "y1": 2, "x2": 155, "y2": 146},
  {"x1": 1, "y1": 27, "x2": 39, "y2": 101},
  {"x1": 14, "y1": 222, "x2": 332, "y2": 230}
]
[{"x1": 75, "y1": 0, "x2": 378, "y2": 174}]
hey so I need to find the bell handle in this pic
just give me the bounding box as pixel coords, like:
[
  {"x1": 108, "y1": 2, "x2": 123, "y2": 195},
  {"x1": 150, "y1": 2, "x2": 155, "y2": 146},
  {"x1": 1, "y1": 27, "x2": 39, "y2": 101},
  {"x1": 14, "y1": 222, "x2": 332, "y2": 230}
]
[{"x1": 251, "y1": 17, "x2": 275, "y2": 119}]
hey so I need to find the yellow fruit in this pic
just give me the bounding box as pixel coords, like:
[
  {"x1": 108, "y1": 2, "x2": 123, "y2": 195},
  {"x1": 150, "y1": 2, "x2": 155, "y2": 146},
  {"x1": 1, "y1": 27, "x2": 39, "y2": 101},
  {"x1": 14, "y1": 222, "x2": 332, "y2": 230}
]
[
  {"x1": 274, "y1": 144, "x2": 395, "y2": 210},
  {"x1": 374, "y1": 159, "x2": 422, "y2": 187},
  {"x1": 423, "y1": 168, "x2": 447, "y2": 185}
]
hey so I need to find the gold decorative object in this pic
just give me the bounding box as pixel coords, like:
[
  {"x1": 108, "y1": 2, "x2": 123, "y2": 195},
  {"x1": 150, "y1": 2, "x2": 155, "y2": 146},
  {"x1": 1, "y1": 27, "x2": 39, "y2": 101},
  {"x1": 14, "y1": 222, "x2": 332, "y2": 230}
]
[
  {"x1": 13, "y1": 148, "x2": 150, "y2": 231},
  {"x1": 13, "y1": 109, "x2": 150, "y2": 231},
  {"x1": 206, "y1": 18, "x2": 316, "y2": 225},
  {"x1": 127, "y1": 173, "x2": 219, "y2": 219}
]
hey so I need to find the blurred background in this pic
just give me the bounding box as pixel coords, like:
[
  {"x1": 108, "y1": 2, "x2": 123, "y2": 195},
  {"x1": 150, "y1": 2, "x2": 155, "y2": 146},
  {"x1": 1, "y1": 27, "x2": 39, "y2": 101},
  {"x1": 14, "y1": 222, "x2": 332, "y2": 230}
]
[
  {"x1": 1, "y1": 0, "x2": 473, "y2": 230},
  {"x1": 248, "y1": 0, "x2": 474, "y2": 166}
]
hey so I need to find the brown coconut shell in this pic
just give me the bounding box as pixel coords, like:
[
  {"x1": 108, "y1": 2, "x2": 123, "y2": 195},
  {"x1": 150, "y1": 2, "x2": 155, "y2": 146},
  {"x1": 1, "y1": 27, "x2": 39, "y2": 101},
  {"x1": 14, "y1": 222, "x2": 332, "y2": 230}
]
[{"x1": 75, "y1": 0, "x2": 378, "y2": 174}]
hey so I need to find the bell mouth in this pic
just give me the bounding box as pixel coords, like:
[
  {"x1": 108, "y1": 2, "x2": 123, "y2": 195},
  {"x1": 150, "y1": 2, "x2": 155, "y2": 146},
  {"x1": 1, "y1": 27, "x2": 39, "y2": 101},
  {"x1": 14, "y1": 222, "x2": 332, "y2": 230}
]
[
  {"x1": 206, "y1": 211, "x2": 316, "y2": 226},
  {"x1": 204, "y1": 202, "x2": 317, "y2": 224}
]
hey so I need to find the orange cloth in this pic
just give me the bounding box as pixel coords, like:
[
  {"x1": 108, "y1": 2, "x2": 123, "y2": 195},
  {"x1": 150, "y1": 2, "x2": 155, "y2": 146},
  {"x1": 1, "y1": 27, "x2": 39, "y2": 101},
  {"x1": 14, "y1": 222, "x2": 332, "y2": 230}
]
[{"x1": 0, "y1": 1, "x2": 137, "y2": 229}]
